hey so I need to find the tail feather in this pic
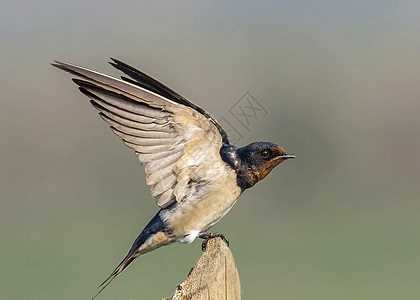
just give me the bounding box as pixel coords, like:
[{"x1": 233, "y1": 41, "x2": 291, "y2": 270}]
[
  {"x1": 91, "y1": 253, "x2": 138, "y2": 300},
  {"x1": 90, "y1": 211, "x2": 170, "y2": 299}
]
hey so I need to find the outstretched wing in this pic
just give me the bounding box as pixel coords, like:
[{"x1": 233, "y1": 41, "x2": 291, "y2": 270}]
[
  {"x1": 109, "y1": 58, "x2": 230, "y2": 145},
  {"x1": 52, "y1": 60, "x2": 228, "y2": 208}
]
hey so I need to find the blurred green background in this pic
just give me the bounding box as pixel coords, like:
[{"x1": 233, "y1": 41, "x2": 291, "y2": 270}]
[{"x1": 2, "y1": 1, "x2": 420, "y2": 299}]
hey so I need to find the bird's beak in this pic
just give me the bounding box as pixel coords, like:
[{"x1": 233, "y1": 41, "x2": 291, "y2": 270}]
[{"x1": 278, "y1": 153, "x2": 295, "y2": 160}]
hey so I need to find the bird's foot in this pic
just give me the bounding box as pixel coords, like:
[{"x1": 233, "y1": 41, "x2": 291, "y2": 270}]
[{"x1": 198, "y1": 233, "x2": 229, "y2": 251}]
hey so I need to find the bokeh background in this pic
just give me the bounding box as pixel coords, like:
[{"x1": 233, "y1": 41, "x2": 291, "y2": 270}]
[{"x1": 2, "y1": 1, "x2": 420, "y2": 299}]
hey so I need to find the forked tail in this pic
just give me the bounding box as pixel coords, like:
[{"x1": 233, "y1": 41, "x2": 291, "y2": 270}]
[{"x1": 92, "y1": 212, "x2": 171, "y2": 299}]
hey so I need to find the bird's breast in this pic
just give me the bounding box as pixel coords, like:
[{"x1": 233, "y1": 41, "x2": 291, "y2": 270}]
[{"x1": 160, "y1": 162, "x2": 241, "y2": 243}]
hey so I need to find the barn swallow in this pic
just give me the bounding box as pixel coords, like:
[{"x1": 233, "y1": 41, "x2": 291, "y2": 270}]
[{"x1": 52, "y1": 59, "x2": 295, "y2": 298}]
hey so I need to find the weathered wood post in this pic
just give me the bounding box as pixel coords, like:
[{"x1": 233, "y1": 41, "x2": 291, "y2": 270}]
[{"x1": 163, "y1": 237, "x2": 241, "y2": 300}]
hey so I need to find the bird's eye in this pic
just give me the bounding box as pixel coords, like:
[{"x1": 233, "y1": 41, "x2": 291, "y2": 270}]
[{"x1": 261, "y1": 150, "x2": 269, "y2": 157}]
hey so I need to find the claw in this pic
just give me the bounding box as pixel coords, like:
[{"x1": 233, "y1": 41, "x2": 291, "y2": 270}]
[
  {"x1": 198, "y1": 233, "x2": 229, "y2": 251},
  {"x1": 201, "y1": 240, "x2": 209, "y2": 252}
]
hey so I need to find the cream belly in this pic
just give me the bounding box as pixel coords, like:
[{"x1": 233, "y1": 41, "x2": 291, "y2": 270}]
[{"x1": 161, "y1": 166, "x2": 241, "y2": 243}]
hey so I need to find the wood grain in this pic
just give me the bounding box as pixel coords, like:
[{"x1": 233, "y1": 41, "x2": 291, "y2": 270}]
[{"x1": 163, "y1": 238, "x2": 241, "y2": 300}]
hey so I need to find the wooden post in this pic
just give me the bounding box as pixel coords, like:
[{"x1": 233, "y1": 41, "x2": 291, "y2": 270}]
[{"x1": 163, "y1": 237, "x2": 241, "y2": 300}]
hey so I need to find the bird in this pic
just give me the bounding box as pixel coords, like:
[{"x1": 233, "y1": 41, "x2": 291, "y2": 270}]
[{"x1": 52, "y1": 58, "x2": 295, "y2": 298}]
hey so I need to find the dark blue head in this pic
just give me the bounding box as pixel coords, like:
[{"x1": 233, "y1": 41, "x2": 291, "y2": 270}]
[{"x1": 237, "y1": 142, "x2": 295, "y2": 188}]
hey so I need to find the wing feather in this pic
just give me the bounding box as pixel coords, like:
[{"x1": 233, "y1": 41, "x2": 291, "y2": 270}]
[
  {"x1": 109, "y1": 58, "x2": 230, "y2": 144},
  {"x1": 155, "y1": 189, "x2": 175, "y2": 207},
  {"x1": 99, "y1": 111, "x2": 169, "y2": 130},
  {"x1": 53, "y1": 60, "x2": 227, "y2": 208},
  {"x1": 145, "y1": 164, "x2": 175, "y2": 185},
  {"x1": 100, "y1": 115, "x2": 174, "y2": 139},
  {"x1": 54, "y1": 62, "x2": 174, "y2": 109},
  {"x1": 138, "y1": 148, "x2": 181, "y2": 163},
  {"x1": 90, "y1": 98, "x2": 165, "y2": 125},
  {"x1": 110, "y1": 128, "x2": 182, "y2": 146},
  {"x1": 78, "y1": 83, "x2": 168, "y2": 118},
  {"x1": 144, "y1": 151, "x2": 183, "y2": 174},
  {"x1": 150, "y1": 174, "x2": 177, "y2": 196},
  {"x1": 123, "y1": 141, "x2": 183, "y2": 154}
]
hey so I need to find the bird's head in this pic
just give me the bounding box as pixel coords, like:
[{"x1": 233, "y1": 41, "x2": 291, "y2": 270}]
[{"x1": 237, "y1": 142, "x2": 295, "y2": 188}]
